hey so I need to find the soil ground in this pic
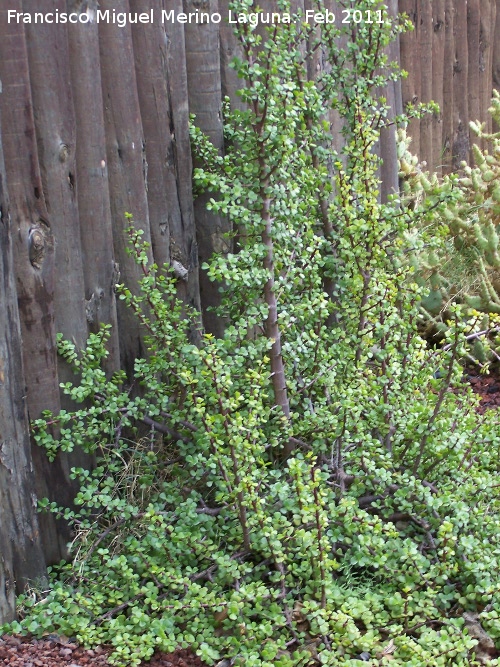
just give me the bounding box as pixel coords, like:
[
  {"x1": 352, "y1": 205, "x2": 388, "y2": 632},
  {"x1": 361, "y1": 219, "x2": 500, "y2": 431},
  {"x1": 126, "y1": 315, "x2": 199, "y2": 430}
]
[
  {"x1": 0, "y1": 635, "x2": 210, "y2": 667},
  {"x1": 465, "y1": 365, "x2": 500, "y2": 413},
  {"x1": 2, "y1": 366, "x2": 499, "y2": 667}
]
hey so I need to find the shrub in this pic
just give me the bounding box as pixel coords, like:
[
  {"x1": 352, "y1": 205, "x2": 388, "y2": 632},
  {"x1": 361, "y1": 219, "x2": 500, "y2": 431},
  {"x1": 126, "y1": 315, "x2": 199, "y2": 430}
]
[{"x1": 3, "y1": 3, "x2": 500, "y2": 666}]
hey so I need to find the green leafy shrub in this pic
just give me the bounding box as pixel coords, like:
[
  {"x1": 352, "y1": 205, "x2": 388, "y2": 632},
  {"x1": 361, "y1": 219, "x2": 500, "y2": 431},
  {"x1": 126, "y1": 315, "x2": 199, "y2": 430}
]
[{"x1": 4, "y1": 3, "x2": 500, "y2": 666}]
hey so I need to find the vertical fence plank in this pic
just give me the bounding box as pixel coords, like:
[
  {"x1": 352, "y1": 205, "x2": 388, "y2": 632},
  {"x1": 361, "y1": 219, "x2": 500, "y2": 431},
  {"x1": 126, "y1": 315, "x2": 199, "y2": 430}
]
[
  {"x1": 452, "y1": 0, "x2": 470, "y2": 169},
  {"x1": 24, "y1": 1, "x2": 88, "y2": 354},
  {"x1": 0, "y1": 121, "x2": 46, "y2": 621},
  {"x1": 130, "y1": 0, "x2": 201, "y2": 320},
  {"x1": 400, "y1": 0, "x2": 421, "y2": 157},
  {"x1": 67, "y1": 0, "x2": 120, "y2": 371},
  {"x1": 183, "y1": 0, "x2": 230, "y2": 337},
  {"x1": 0, "y1": 5, "x2": 75, "y2": 564},
  {"x1": 432, "y1": 0, "x2": 446, "y2": 175},
  {"x1": 492, "y1": 1, "x2": 500, "y2": 132},
  {"x1": 419, "y1": 0, "x2": 433, "y2": 168},
  {"x1": 98, "y1": 0, "x2": 153, "y2": 373},
  {"x1": 467, "y1": 0, "x2": 481, "y2": 150}
]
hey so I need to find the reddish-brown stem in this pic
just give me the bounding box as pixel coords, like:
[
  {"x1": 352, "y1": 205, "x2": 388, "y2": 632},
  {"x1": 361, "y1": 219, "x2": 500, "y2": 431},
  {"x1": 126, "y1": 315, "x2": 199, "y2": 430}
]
[
  {"x1": 258, "y1": 151, "x2": 293, "y2": 457},
  {"x1": 204, "y1": 354, "x2": 251, "y2": 551},
  {"x1": 310, "y1": 467, "x2": 327, "y2": 608},
  {"x1": 412, "y1": 318, "x2": 460, "y2": 475}
]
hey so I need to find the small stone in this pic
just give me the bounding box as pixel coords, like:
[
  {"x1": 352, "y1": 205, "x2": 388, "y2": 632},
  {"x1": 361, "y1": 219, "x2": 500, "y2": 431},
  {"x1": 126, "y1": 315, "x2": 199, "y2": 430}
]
[
  {"x1": 5, "y1": 636, "x2": 21, "y2": 646},
  {"x1": 60, "y1": 647, "x2": 73, "y2": 657}
]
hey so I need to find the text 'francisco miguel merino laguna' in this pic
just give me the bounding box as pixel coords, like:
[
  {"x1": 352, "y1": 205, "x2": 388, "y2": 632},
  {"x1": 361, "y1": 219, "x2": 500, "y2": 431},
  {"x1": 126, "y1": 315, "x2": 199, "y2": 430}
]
[{"x1": 7, "y1": 8, "x2": 345, "y2": 27}]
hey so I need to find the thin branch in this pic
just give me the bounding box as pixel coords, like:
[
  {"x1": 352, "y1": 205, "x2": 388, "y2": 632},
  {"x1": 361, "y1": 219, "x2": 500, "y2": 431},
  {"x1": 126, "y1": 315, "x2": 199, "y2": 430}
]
[
  {"x1": 141, "y1": 415, "x2": 190, "y2": 444},
  {"x1": 442, "y1": 326, "x2": 500, "y2": 351},
  {"x1": 160, "y1": 411, "x2": 198, "y2": 432}
]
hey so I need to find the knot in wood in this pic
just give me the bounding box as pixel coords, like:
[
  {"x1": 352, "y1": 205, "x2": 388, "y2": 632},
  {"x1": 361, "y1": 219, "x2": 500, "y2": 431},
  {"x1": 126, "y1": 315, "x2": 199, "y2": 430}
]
[
  {"x1": 189, "y1": 0, "x2": 210, "y2": 10},
  {"x1": 29, "y1": 227, "x2": 46, "y2": 269},
  {"x1": 59, "y1": 143, "x2": 69, "y2": 162}
]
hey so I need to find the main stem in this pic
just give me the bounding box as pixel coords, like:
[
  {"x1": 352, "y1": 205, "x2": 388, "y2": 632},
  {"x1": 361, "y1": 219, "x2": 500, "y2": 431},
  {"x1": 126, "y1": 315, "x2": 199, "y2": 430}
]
[{"x1": 258, "y1": 151, "x2": 293, "y2": 458}]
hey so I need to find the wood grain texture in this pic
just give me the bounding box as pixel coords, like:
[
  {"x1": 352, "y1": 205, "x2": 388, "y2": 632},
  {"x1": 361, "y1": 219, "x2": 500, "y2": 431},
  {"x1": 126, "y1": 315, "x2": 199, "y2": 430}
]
[
  {"x1": 98, "y1": 0, "x2": 153, "y2": 373},
  {"x1": 0, "y1": 110, "x2": 46, "y2": 621},
  {"x1": 67, "y1": 0, "x2": 120, "y2": 371},
  {"x1": 183, "y1": 0, "x2": 230, "y2": 337}
]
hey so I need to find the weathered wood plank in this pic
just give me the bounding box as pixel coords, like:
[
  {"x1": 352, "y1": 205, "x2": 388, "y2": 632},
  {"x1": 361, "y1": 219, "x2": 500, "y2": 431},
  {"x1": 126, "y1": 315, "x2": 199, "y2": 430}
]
[{"x1": 0, "y1": 114, "x2": 46, "y2": 623}]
